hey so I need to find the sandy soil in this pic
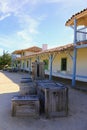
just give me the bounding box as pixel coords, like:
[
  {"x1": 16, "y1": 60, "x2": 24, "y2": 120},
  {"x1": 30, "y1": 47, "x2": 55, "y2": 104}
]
[{"x1": 0, "y1": 71, "x2": 87, "y2": 130}]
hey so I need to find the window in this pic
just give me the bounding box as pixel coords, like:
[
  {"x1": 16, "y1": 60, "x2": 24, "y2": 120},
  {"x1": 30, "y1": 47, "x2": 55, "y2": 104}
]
[{"x1": 61, "y1": 58, "x2": 67, "y2": 71}]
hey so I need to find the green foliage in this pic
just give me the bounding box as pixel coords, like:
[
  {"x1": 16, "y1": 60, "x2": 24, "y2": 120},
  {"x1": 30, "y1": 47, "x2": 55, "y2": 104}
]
[
  {"x1": 43, "y1": 59, "x2": 49, "y2": 70},
  {"x1": 0, "y1": 51, "x2": 11, "y2": 70}
]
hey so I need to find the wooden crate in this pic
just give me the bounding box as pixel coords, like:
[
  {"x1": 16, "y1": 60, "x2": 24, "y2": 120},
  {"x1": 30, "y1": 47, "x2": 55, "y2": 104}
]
[
  {"x1": 11, "y1": 95, "x2": 39, "y2": 118},
  {"x1": 32, "y1": 62, "x2": 45, "y2": 80},
  {"x1": 37, "y1": 82, "x2": 68, "y2": 118},
  {"x1": 45, "y1": 87, "x2": 68, "y2": 118},
  {"x1": 19, "y1": 82, "x2": 37, "y2": 95},
  {"x1": 34, "y1": 80, "x2": 54, "y2": 94},
  {"x1": 20, "y1": 78, "x2": 32, "y2": 83}
]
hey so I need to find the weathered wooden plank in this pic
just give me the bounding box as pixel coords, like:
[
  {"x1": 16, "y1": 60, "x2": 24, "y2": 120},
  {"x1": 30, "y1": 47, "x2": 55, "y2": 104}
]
[
  {"x1": 32, "y1": 62, "x2": 45, "y2": 80},
  {"x1": 11, "y1": 95, "x2": 40, "y2": 118},
  {"x1": 36, "y1": 81, "x2": 68, "y2": 118}
]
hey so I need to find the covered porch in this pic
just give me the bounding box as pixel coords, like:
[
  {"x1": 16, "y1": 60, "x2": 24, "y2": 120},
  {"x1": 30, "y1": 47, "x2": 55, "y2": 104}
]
[{"x1": 66, "y1": 8, "x2": 87, "y2": 86}]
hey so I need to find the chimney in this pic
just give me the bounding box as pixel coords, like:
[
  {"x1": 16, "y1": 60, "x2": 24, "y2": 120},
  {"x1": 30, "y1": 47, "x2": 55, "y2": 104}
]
[{"x1": 42, "y1": 44, "x2": 48, "y2": 51}]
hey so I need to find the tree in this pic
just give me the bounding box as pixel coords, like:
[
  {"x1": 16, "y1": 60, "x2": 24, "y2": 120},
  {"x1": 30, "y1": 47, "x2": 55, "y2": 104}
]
[{"x1": 0, "y1": 51, "x2": 11, "y2": 69}]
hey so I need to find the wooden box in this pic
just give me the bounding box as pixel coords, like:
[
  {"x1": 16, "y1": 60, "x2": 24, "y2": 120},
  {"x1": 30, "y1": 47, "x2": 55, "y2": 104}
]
[
  {"x1": 32, "y1": 62, "x2": 45, "y2": 80},
  {"x1": 19, "y1": 82, "x2": 37, "y2": 95},
  {"x1": 37, "y1": 82, "x2": 68, "y2": 118},
  {"x1": 11, "y1": 95, "x2": 39, "y2": 118}
]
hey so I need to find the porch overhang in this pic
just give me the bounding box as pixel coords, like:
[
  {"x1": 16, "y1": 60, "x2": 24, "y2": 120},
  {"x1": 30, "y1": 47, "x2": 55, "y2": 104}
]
[{"x1": 65, "y1": 8, "x2": 87, "y2": 26}]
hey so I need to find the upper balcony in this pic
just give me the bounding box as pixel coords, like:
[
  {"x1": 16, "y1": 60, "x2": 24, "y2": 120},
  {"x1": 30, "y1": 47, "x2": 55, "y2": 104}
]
[{"x1": 77, "y1": 27, "x2": 87, "y2": 42}]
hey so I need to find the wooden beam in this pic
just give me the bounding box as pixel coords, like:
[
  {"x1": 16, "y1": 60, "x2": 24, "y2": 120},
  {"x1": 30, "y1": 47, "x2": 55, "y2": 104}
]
[
  {"x1": 52, "y1": 53, "x2": 58, "y2": 62},
  {"x1": 29, "y1": 58, "x2": 31, "y2": 74},
  {"x1": 67, "y1": 52, "x2": 73, "y2": 60},
  {"x1": 76, "y1": 30, "x2": 87, "y2": 34},
  {"x1": 37, "y1": 56, "x2": 40, "y2": 62}
]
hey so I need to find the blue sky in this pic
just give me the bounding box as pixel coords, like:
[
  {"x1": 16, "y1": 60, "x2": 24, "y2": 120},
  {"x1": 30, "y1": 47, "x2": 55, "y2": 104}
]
[{"x1": 0, "y1": 0, "x2": 87, "y2": 55}]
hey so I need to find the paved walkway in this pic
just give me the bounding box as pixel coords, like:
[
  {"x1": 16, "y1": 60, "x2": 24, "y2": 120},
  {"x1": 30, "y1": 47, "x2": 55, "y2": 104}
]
[{"x1": 0, "y1": 71, "x2": 87, "y2": 130}]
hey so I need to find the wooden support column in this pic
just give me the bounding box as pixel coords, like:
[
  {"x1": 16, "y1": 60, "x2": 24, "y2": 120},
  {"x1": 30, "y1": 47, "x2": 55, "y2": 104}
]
[
  {"x1": 20, "y1": 60, "x2": 22, "y2": 70},
  {"x1": 16, "y1": 60, "x2": 18, "y2": 69},
  {"x1": 29, "y1": 58, "x2": 31, "y2": 74},
  {"x1": 37, "y1": 56, "x2": 40, "y2": 62},
  {"x1": 49, "y1": 54, "x2": 53, "y2": 80},
  {"x1": 11, "y1": 54, "x2": 13, "y2": 65},
  {"x1": 24, "y1": 60, "x2": 26, "y2": 71},
  {"x1": 72, "y1": 19, "x2": 77, "y2": 87}
]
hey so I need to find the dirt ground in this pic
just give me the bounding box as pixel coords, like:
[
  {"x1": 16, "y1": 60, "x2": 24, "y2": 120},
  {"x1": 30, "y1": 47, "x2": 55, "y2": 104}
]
[{"x1": 0, "y1": 70, "x2": 87, "y2": 130}]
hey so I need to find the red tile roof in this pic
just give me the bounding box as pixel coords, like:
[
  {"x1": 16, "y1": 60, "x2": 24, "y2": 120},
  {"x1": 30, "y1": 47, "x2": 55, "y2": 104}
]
[
  {"x1": 65, "y1": 8, "x2": 87, "y2": 26},
  {"x1": 12, "y1": 46, "x2": 42, "y2": 54},
  {"x1": 14, "y1": 41, "x2": 87, "y2": 60}
]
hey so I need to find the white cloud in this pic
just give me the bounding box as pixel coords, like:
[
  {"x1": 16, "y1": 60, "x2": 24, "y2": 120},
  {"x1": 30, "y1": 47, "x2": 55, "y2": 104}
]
[
  {"x1": 0, "y1": 13, "x2": 11, "y2": 21},
  {"x1": 18, "y1": 14, "x2": 40, "y2": 34},
  {"x1": 0, "y1": 33, "x2": 35, "y2": 53},
  {"x1": 0, "y1": 0, "x2": 86, "y2": 53},
  {"x1": 45, "y1": 0, "x2": 87, "y2": 14},
  {"x1": 0, "y1": 0, "x2": 42, "y2": 17},
  {"x1": 0, "y1": 0, "x2": 29, "y2": 14},
  {"x1": 45, "y1": 0, "x2": 63, "y2": 3},
  {"x1": 0, "y1": 36, "x2": 15, "y2": 49},
  {"x1": 29, "y1": 20, "x2": 39, "y2": 34},
  {"x1": 46, "y1": 0, "x2": 86, "y2": 5},
  {"x1": 17, "y1": 30, "x2": 33, "y2": 42},
  {"x1": 0, "y1": 0, "x2": 45, "y2": 49},
  {"x1": 0, "y1": 0, "x2": 45, "y2": 51},
  {"x1": 0, "y1": 1, "x2": 44, "y2": 32},
  {"x1": 0, "y1": 0, "x2": 86, "y2": 18}
]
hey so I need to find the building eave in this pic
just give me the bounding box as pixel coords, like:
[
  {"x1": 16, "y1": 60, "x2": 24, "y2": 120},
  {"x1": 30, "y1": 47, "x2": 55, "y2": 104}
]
[{"x1": 65, "y1": 8, "x2": 87, "y2": 26}]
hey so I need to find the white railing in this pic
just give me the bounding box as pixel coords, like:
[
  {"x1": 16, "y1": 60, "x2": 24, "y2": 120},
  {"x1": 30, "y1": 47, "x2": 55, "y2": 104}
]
[{"x1": 77, "y1": 27, "x2": 87, "y2": 42}]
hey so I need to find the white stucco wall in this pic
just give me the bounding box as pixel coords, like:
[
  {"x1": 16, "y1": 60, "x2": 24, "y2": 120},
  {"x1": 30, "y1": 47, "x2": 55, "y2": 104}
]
[
  {"x1": 76, "y1": 48, "x2": 87, "y2": 76},
  {"x1": 24, "y1": 51, "x2": 34, "y2": 56},
  {"x1": 18, "y1": 47, "x2": 87, "y2": 81},
  {"x1": 52, "y1": 52, "x2": 73, "y2": 74}
]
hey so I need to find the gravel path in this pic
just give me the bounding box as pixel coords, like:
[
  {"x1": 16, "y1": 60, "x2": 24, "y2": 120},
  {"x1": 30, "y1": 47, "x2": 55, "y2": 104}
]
[{"x1": 0, "y1": 71, "x2": 87, "y2": 130}]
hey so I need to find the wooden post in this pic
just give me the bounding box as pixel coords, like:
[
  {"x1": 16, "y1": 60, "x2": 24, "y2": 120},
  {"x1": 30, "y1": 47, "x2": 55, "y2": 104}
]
[
  {"x1": 49, "y1": 54, "x2": 53, "y2": 80},
  {"x1": 72, "y1": 19, "x2": 77, "y2": 87},
  {"x1": 37, "y1": 56, "x2": 40, "y2": 62},
  {"x1": 24, "y1": 60, "x2": 26, "y2": 72},
  {"x1": 21, "y1": 60, "x2": 22, "y2": 71},
  {"x1": 29, "y1": 58, "x2": 31, "y2": 74}
]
